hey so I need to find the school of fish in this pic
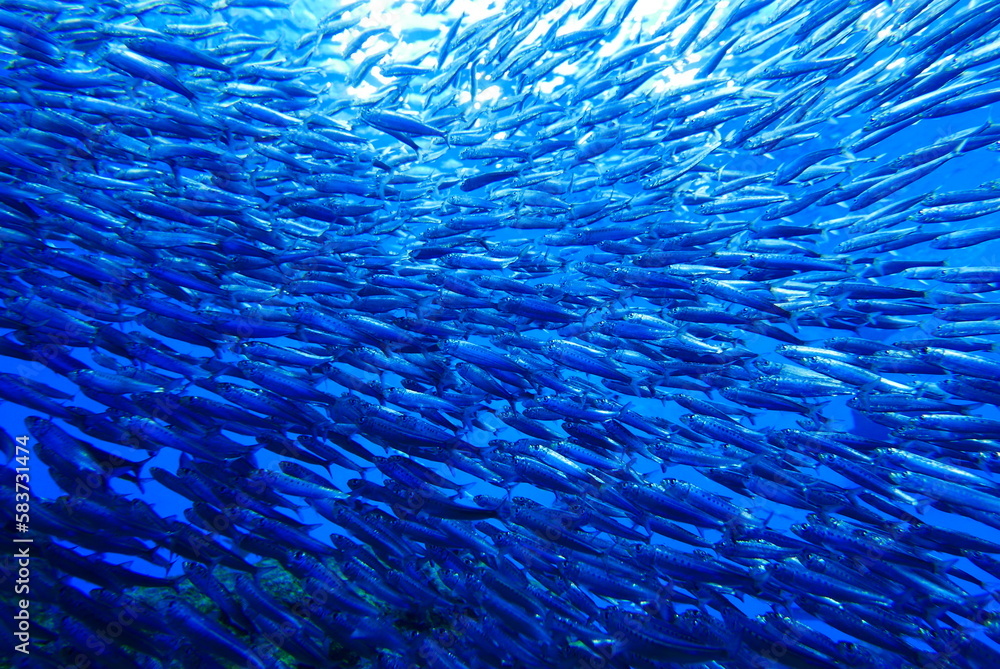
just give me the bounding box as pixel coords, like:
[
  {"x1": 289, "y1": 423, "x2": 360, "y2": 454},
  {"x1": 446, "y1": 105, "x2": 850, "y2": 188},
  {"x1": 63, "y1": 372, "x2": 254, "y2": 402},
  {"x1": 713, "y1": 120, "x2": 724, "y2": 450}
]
[{"x1": 3, "y1": 0, "x2": 1000, "y2": 666}]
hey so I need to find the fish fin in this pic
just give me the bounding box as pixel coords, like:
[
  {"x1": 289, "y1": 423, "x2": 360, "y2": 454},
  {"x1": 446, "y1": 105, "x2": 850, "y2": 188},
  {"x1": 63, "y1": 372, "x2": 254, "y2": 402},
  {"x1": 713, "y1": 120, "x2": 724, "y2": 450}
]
[
  {"x1": 382, "y1": 128, "x2": 421, "y2": 154},
  {"x1": 934, "y1": 558, "x2": 959, "y2": 576},
  {"x1": 949, "y1": 567, "x2": 984, "y2": 587}
]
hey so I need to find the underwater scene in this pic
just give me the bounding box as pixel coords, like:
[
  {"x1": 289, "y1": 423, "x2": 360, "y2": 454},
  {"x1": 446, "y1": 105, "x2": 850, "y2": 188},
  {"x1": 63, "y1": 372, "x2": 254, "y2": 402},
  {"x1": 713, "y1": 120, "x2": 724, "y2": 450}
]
[{"x1": 5, "y1": 0, "x2": 1000, "y2": 666}]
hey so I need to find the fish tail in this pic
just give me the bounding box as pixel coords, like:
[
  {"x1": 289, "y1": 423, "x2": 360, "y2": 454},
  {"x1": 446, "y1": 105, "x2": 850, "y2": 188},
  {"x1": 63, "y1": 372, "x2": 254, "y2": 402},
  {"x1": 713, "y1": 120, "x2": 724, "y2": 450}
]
[
  {"x1": 130, "y1": 455, "x2": 156, "y2": 488},
  {"x1": 144, "y1": 545, "x2": 171, "y2": 569},
  {"x1": 799, "y1": 405, "x2": 826, "y2": 428}
]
